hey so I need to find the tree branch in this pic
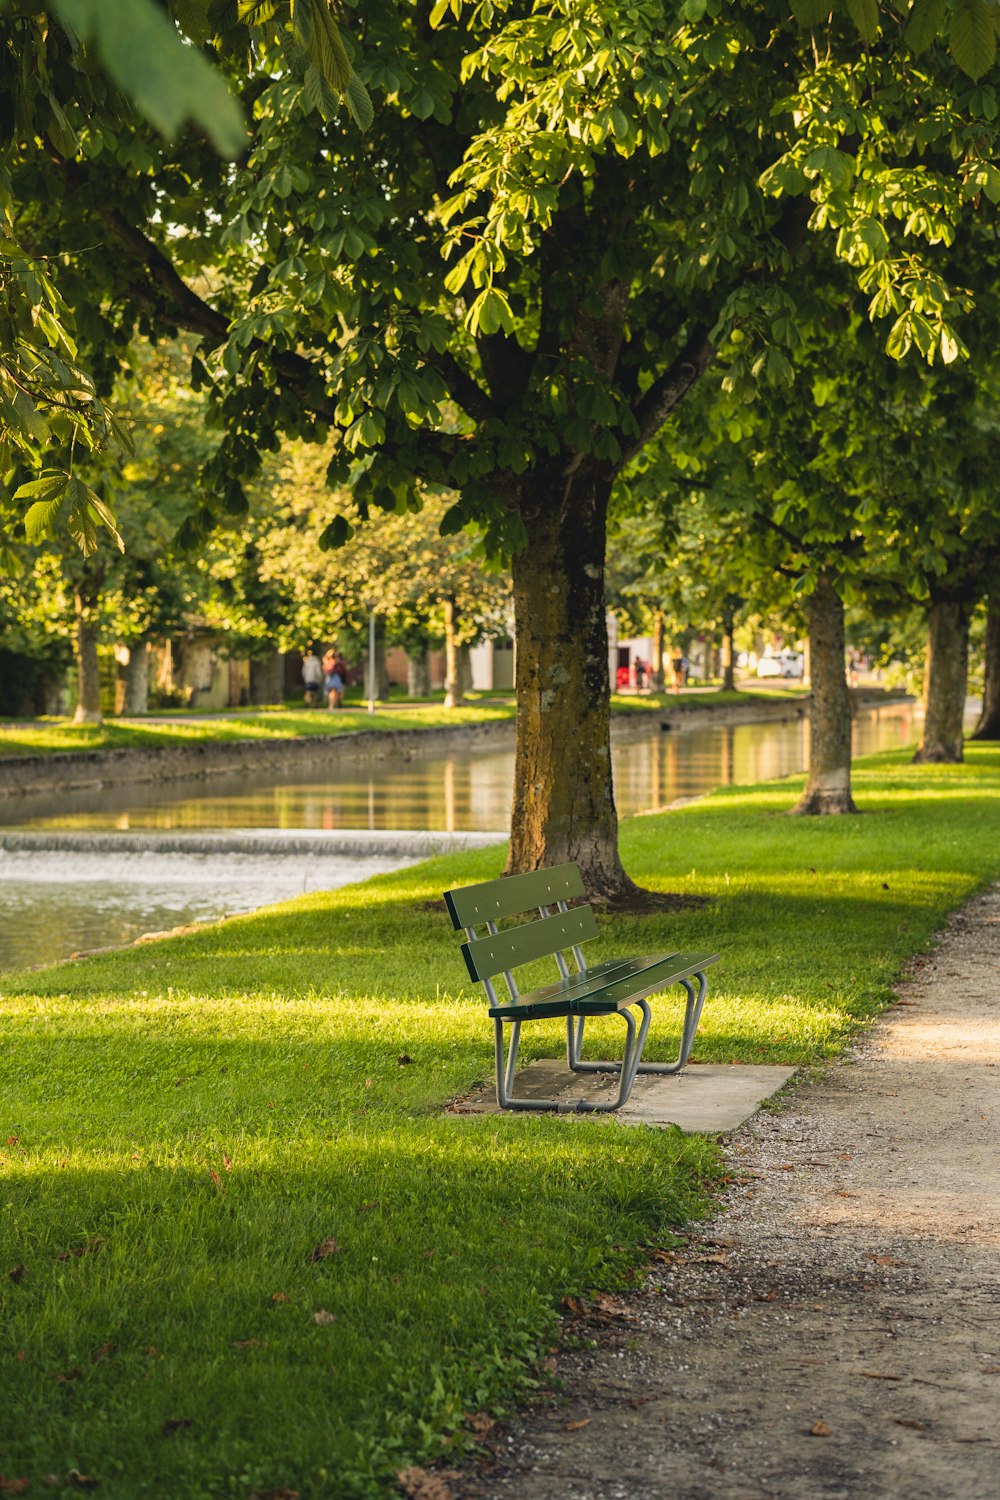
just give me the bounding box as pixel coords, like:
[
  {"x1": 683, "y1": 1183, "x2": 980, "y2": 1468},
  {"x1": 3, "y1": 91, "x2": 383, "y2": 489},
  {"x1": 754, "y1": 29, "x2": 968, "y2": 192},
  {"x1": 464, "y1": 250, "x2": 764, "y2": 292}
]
[
  {"x1": 424, "y1": 350, "x2": 497, "y2": 424},
  {"x1": 621, "y1": 324, "x2": 717, "y2": 465}
]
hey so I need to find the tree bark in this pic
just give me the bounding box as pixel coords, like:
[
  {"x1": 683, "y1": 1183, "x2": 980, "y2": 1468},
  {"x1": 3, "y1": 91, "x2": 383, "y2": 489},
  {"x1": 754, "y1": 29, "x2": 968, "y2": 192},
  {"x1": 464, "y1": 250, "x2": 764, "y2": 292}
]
[
  {"x1": 721, "y1": 603, "x2": 736, "y2": 692},
  {"x1": 406, "y1": 649, "x2": 431, "y2": 698},
  {"x1": 443, "y1": 598, "x2": 464, "y2": 708},
  {"x1": 250, "y1": 648, "x2": 284, "y2": 706},
  {"x1": 458, "y1": 641, "x2": 474, "y2": 697},
  {"x1": 971, "y1": 587, "x2": 1000, "y2": 740},
  {"x1": 791, "y1": 573, "x2": 857, "y2": 814},
  {"x1": 913, "y1": 601, "x2": 969, "y2": 763},
  {"x1": 122, "y1": 640, "x2": 150, "y2": 715},
  {"x1": 507, "y1": 465, "x2": 639, "y2": 902},
  {"x1": 651, "y1": 611, "x2": 665, "y2": 690},
  {"x1": 72, "y1": 581, "x2": 103, "y2": 725},
  {"x1": 363, "y1": 617, "x2": 390, "y2": 702}
]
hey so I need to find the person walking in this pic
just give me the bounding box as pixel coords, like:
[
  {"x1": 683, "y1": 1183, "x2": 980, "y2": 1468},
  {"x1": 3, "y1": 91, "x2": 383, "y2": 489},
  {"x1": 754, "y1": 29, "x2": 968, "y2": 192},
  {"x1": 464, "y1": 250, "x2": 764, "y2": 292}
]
[
  {"x1": 301, "y1": 645, "x2": 323, "y2": 707},
  {"x1": 323, "y1": 647, "x2": 347, "y2": 710}
]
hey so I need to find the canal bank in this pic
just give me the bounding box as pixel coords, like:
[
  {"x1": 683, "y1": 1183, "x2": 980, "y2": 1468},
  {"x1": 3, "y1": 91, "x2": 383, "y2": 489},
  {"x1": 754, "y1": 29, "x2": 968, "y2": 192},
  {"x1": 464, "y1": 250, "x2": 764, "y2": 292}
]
[{"x1": 0, "y1": 689, "x2": 900, "y2": 801}]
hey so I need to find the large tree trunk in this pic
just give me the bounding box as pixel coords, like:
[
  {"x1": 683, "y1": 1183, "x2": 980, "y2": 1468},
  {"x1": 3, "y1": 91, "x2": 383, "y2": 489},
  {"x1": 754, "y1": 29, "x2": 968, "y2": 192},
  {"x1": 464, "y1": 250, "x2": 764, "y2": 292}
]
[
  {"x1": 971, "y1": 587, "x2": 1000, "y2": 740},
  {"x1": 507, "y1": 466, "x2": 639, "y2": 902},
  {"x1": 791, "y1": 573, "x2": 857, "y2": 815},
  {"x1": 443, "y1": 598, "x2": 464, "y2": 709},
  {"x1": 122, "y1": 640, "x2": 150, "y2": 715},
  {"x1": 72, "y1": 581, "x2": 103, "y2": 725},
  {"x1": 914, "y1": 601, "x2": 970, "y2": 763}
]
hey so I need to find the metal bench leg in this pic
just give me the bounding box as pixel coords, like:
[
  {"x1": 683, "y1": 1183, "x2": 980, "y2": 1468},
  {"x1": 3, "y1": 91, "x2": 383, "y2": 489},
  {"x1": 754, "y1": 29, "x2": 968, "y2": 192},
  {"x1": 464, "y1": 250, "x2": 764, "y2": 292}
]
[
  {"x1": 567, "y1": 972, "x2": 710, "y2": 1079},
  {"x1": 493, "y1": 1006, "x2": 650, "y2": 1113}
]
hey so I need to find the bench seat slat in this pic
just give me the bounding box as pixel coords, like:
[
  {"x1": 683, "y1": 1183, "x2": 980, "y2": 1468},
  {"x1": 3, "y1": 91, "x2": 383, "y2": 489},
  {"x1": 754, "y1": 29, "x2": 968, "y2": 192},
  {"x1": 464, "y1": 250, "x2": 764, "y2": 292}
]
[
  {"x1": 461, "y1": 904, "x2": 600, "y2": 982},
  {"x1": 443, "y1": 863, "x2": 585, "y2": 929},
  {"x1": 487, "y1": 950, "x2": 719, "y2": 1020}
]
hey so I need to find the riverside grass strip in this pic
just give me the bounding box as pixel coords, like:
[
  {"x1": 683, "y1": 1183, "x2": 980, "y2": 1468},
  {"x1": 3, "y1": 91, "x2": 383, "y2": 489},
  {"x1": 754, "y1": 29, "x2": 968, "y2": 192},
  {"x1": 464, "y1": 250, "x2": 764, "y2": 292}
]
[
  {"x1": 0, "y1": 687, "x2": 803, "y2": 758},
  {"x1": 1, "y1": 744, "x2": 998, "y2": 1498}
]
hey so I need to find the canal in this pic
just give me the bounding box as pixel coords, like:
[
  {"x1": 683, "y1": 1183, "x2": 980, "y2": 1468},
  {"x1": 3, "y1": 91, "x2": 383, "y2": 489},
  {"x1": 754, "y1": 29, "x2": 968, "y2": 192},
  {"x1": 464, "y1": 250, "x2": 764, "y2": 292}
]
[{"x1": 0, "y1": 700, "x2": 921, "y2": 973}]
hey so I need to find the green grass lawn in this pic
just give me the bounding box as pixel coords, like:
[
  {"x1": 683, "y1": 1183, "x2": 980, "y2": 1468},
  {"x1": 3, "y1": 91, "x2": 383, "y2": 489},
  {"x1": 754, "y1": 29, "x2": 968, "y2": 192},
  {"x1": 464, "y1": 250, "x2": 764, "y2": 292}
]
[
  {"x1": 2, "y1": 745, "x2": 999, "y2": 1498},
  {"x1": 0, "y1": 685, "x2": 814, "y2": 759},
  {"x1": 0, "y1": 700, "x2": 516, "y2": 758}
]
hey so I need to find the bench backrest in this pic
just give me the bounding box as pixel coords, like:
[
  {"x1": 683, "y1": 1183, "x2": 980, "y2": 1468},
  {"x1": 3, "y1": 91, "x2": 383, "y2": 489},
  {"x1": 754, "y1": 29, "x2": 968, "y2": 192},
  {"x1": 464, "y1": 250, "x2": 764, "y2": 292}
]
[{"x1": 443, "y1": 863, "x2": 597, "y2": 987}]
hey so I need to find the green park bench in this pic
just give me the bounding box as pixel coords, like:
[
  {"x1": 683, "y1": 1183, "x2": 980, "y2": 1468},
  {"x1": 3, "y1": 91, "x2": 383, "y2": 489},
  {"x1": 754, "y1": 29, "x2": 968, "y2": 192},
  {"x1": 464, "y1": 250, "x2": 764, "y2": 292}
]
[{"x1": 443, "y1": 862, "x2": 719, "y2": 1114}]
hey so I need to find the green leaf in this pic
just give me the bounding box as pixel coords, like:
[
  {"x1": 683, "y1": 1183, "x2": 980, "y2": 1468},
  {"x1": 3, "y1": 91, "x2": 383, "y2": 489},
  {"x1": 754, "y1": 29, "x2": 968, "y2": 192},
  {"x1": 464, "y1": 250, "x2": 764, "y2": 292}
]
[
  {"x1": 66, "y1": 477, "x2": 126, "y2": 551},
  {"x1": 789, "y1": 0, "x2": 832, "y2": 25},
  {"x1": 845, "y1": 0, "x2": 879, "y2": 42},
  {"x1": 438, "y1": 502, "x2": 466, "y2": 535},
  {"x1": 950, "y1": 0, "x2": 997, "y2": 79},
  {"x1": 318, "y1": 512, "x2": 355, "y2": 549},
  {"x1": 236, "y1": 0, "x2": 282, "y2": 22},
  {"x1": 465, "y1": 287, "x2": 514, "y2": 337},
  {"x1": 17, "y1": 474, "x2": 69, "y2": 542},
  {"x1": 905, "y1": 0, "x2": 948, "y2": 53},
  {"x1": 52, "y1": 0, "x2": 246, "y2": 155}
]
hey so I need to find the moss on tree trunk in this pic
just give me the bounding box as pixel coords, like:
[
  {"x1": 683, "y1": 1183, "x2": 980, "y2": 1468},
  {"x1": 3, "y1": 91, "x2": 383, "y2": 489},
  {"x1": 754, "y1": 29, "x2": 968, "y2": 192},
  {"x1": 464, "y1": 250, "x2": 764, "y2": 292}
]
[
  {"x1": 914, "y1": 601, "x2": 969, "y2": 764},
  {"x1": 792, "y1": 572, "x2": 857, "y2": 815}
]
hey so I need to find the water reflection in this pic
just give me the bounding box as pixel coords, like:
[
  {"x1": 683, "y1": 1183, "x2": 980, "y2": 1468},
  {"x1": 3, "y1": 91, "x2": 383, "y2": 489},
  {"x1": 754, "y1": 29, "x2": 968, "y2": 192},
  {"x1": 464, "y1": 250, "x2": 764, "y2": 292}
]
[{"x1": 1, "y1": 703, "x2": 921, "y2": 836}]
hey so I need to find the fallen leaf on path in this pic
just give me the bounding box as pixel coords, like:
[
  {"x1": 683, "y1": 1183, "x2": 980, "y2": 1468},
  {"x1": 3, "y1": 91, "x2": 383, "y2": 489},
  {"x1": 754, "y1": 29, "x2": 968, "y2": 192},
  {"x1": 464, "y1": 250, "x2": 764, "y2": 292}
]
[
  {"x1": 312, "y1": 1309, "x2": 338, "y2": 1325},
  {"x1": 308, "y1": 1237, "x2": 341, "y2": 1261},
  {"x1": 629, "y1": 1395, "x2": 659, "y2": 1409},
  {"x1": 860, "y1": 1371, "x2": 903, "y2": 1381},
  {"x1": 871, "y1": 1256, "x2": 907, "y2": 1267},
  {"x1": 810, "y1": 1421, "x2": 833, "y2": 1437},
  {"x1": 982, "y1": 1366, "x2": 1000, "y2": 1374},
  {"x1": 834, "y1": 1191, "x2": 857, "y2": 1198},
  {"x1": 395, "y1": 1465, "x2": 460, "y2": 1499},
  {"x1": 895, "y1": 1418, "x2": 928, "y2": 1431},
  {"x1": 564, "y1": 1418, "x2": 592, "y2": 1432}
]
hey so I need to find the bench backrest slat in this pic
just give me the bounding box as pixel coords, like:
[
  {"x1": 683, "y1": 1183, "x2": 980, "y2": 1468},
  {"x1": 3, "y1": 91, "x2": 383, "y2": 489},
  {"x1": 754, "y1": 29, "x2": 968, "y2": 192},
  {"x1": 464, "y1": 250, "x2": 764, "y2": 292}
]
[
  {"x1": 460, "y1": 904, "x2": 599, "y2": 983},
  {"x1": 443, "y1": 863, "x2": 586, "y2": 929}
]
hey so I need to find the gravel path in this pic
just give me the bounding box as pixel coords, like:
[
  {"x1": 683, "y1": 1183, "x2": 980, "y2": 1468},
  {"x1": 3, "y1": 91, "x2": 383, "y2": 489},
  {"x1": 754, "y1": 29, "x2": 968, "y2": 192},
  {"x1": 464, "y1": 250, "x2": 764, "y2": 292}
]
[{"x1": 455, "y1": 884, "x2": 1000, "y2": 1500}]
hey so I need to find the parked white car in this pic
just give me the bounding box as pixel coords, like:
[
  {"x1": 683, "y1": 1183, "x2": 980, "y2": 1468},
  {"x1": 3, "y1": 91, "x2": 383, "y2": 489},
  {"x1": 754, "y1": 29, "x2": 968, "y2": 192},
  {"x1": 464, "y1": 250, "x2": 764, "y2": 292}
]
[{"x1": 757, "y1": 648, "x2": 804, "y2": 679}]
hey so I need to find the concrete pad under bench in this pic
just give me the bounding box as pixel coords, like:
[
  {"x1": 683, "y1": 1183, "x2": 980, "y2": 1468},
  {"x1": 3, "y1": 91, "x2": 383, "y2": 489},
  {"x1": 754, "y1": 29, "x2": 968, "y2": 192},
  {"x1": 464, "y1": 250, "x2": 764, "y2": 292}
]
[{"x1": 452, "y1": 1060, "x2": 797, "y2": 1133}]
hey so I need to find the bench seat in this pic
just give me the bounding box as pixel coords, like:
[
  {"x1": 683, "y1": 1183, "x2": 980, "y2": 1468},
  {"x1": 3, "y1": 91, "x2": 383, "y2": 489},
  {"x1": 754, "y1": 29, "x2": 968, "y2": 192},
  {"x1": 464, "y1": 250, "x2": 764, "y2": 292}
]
[
  {"x1": 487, "y1": 951, "x2": 720, "y2": 1020},
  {"x1": 443, "y1": 862, "x2": 719, "y2": 1113}
]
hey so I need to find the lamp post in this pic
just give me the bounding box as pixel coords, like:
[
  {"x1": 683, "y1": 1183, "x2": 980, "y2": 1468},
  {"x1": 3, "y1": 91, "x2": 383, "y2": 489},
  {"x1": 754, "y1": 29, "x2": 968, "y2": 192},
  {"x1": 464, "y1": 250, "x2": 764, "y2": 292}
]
[{"x1": 368, "y1": 607, "x2": 376, "y2": 714}]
